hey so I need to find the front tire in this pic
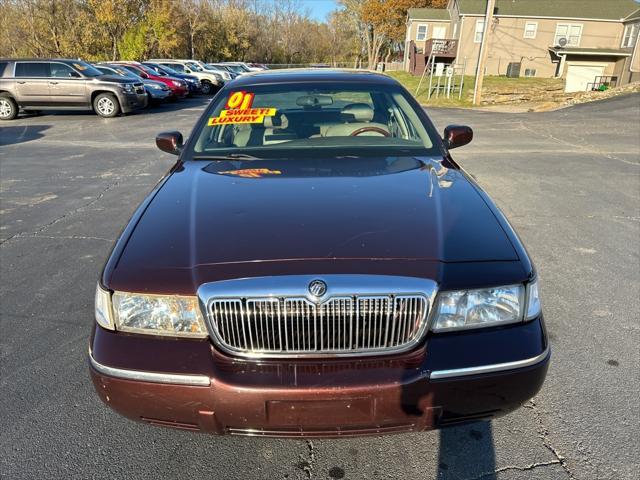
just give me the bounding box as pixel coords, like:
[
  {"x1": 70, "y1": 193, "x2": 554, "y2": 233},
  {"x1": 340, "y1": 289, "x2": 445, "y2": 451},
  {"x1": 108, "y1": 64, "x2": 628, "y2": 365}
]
[
  {"x1": 200, "y1": 81, "x2": 213, "y2": 95},
  {"x1": 93, "y1": 93, "x2": 120, "y2": 118},
  {"x1": 0, "y1": 94, "x2": 18, "y2": 120}
]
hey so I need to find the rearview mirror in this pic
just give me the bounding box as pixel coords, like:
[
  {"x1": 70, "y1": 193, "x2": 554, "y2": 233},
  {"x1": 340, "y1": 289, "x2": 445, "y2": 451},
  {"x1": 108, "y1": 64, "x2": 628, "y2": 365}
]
[
  {"x1": 156, "y1": 131, "x2": 183, "y2": 155},
  {"x1": 443, "y1": 125, "x2": 473, "y2": 150}
]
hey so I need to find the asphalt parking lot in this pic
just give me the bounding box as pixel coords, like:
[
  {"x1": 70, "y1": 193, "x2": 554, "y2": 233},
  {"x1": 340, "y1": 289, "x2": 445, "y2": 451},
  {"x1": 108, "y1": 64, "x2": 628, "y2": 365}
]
[{"x1": 1, "y1": 94, "x2": 639, "y2": 480}]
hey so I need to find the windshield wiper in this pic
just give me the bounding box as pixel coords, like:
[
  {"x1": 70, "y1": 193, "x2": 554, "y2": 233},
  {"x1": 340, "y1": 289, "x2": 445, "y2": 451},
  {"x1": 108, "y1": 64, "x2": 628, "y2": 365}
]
[{"x1": 193, "y1": 153, "x2": 263, "y2": 161}]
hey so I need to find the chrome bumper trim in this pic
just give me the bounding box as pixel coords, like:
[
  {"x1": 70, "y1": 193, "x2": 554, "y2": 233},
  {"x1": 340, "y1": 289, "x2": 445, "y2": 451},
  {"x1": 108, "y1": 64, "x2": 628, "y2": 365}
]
[
  {"x1": 88, "y1": 351, "x2": 211, "y2": 386},
  {"x1": 429, "y1": 346, "x2": 550, "y2": 380}
]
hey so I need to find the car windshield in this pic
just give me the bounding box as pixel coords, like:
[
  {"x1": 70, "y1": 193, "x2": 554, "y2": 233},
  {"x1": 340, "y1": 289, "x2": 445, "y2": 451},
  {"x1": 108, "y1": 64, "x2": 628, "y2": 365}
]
[
  {"x1": 107, "y1": 66, "x2": 141, "y2": 80},
  {"x1": 189, "y1": 82, "x2": 438, "y2": 159},
  {"x1": 155, "y1": 64, "x2": 179, "y2": 76},
  {"x1": 71, "y1": 61, "x2": 103, "y2": 77},
  {"x1": 224, "y1": 65, "x2": 245, "y2": 74},
  {"x1": 137, "y1": 64, "x2": 161, "y2": 76},
  {"x1": 187, "y1": 62, "x2": 202, "y2": 71}
]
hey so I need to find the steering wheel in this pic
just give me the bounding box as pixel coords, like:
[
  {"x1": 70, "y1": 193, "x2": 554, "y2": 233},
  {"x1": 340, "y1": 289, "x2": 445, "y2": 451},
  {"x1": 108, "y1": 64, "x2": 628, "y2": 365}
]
[{"x1": 350, "y1": 126, "x2": 390, "y2": 137}]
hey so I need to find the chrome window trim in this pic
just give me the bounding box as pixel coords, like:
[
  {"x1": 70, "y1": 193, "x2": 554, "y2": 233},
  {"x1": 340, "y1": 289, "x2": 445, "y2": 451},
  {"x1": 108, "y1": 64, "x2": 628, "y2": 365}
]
[
  {"x1": 198, "y1": 275, "x2": 438, "y2": 359},
  {"x1": 429, "y1": 345, "x2": 550, "y2": 380},
  {"x1": 88, "y1": 350, "x2": 211, "y2": 386}
]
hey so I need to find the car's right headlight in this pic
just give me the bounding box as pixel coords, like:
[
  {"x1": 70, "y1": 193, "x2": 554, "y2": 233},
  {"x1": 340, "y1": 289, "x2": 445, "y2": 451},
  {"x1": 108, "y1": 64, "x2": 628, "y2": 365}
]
[
  {"x1": 148, "y1": 83, "x2": 163, "y2": 90},
  {"x1": 94, "y1": 285, "x2": 208, "y2": 338},
  {"x1": 431, "y1": 281, "x2": 541, "y2": 332}
]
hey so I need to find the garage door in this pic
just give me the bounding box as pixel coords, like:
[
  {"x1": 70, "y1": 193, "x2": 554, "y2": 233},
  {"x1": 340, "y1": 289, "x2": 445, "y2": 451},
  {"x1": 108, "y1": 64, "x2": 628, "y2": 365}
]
[{"x1": 565, "y1": 64, "x2": 605, "y2": 92}]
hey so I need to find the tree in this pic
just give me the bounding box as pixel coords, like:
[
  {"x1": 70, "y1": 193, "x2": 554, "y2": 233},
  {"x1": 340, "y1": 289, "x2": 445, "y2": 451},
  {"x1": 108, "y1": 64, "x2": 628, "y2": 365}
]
[{"x1": 88, "y1": 0, "x2": 146, "y2": 60}]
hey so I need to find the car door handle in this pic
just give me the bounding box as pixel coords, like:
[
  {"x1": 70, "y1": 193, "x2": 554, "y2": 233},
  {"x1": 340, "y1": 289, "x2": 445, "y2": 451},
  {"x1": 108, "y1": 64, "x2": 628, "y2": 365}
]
[
  {"x1": 17, "y1": 81, "x2": 26, "y2": 84},
  {"x1": 49, "y1": 81, "x2": 59, "y2": 85}
]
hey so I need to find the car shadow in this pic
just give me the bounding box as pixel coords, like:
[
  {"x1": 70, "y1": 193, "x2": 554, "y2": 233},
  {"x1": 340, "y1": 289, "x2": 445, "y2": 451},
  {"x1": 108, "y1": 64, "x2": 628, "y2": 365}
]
[
  {"x1": 140, "y1": 96, "x2": 212, "y2": 115},
  {"x1": 0, "y1": 124, "x2": 50, "y2": 146},
  {"x1": 437, "y1": 422, "x2": 496, "y2": 479}
]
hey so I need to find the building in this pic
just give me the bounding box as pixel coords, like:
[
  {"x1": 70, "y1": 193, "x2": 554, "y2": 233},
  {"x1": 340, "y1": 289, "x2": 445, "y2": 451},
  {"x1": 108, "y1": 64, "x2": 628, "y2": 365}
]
[{"x1": 404, "y1": 0, "x2": 640, "y2": 92}]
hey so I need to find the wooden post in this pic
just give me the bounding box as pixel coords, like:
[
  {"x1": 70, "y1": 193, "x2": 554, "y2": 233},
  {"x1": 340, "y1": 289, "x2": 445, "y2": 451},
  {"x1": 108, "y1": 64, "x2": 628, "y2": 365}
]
[{"x1": 473, "y1": 0, "x2": 496, "y2": 105}]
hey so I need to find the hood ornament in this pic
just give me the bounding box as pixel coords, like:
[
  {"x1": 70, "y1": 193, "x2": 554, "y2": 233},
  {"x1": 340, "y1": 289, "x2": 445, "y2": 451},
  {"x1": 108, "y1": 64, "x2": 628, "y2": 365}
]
[{"x1": 308, "y1": 279, "x2": 327, "y2": 298}]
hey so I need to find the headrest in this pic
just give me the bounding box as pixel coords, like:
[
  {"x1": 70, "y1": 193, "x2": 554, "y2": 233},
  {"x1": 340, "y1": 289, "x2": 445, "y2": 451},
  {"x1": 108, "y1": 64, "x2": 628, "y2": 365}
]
[
  {"x1": 263, "y1": 113, "x2": 288, "y2": 129},
  {"x1": 341, "y1": 103, "x2": 374, "y2": 122}
]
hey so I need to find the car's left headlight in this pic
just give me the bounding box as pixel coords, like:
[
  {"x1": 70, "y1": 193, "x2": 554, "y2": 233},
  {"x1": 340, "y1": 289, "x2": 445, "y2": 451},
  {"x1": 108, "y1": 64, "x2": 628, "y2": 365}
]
[
  {"x1": 111, "y1": 291, "x2": 208, "y2": 338},
  {"x1": 119, "y1": 83, "x2": 134, "y2": 93},
  {"x1": 148, "y1": 83, "x2": 163, "y2": 90},
  {"x1": 431, "y1": 282, "x2": 540, "y2": 332}
]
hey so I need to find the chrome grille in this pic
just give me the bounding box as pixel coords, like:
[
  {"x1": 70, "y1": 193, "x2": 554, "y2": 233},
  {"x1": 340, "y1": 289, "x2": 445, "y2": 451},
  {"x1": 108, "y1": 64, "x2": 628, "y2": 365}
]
[{"x1": 208, "y1": 294, "x2": 428, "y2": 357}]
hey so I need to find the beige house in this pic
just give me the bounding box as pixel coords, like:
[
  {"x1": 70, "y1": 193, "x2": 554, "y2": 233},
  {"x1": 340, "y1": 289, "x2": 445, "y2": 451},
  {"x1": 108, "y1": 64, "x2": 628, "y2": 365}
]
[{"x1": 404, "y1": 0, "x2": 640, "y2": 92}]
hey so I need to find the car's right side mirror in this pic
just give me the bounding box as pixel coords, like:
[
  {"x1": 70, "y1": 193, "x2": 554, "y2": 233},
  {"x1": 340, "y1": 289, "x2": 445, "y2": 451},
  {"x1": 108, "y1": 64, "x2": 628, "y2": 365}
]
[
  {"x1": 443, "y1": 125, "x2": 473, "y2": 149},
  {"x1": 156, "y1": 131, "x2": 184, "y2": 155}
]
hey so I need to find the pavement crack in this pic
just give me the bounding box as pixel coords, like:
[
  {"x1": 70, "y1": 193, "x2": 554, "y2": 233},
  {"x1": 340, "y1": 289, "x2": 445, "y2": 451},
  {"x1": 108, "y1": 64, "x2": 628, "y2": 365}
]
[
  {"x1": 0, "y1": 179, "x2": 120, "y2": 247},
  {"x1": 297, "y1": 440, "x2": 316, "y2": 479},
  {"x1": 461, "y1": 460, "x2": 562, "y2": 480},
  {"x1": 526, "y1": 399, "x2": 576, "y2": 479},
  {"x1": 517, "y1": 120, "x2": 640, "y2": 166}
]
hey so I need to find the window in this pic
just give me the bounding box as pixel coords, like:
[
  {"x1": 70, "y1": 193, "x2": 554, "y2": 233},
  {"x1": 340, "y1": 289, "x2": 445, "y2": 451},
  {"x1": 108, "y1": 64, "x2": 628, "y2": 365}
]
[
  {"x1": 165, "y1": 63, "x2": 185, "y2": 72},
  {"x1": 524, "y1": 22, "x2": 538, "y2": 39},
  {"x1": 15, "y1": 62, "x2": 49, "y2": 77},
  {"x1": 474, "y1": 19, "x2": 485, "y2": 43},
  {"x1": 555, "y1": 23, "x2": 583, "y2": 46},
  {"x1": 50, "y1": 63, "x2": 79, "y2": 78},
  {"x1": 621, "y1": 23, "x2": 640, "y2": 48},
  {"x1": 0, "y1": 62, "x2": 7, "y2": 77},
  {"x1": 416, "y1": 24, "x2": 428, "y2": 41},
  {"x1": 192, "y1": 84, "x2": 437, "y2": 158}
]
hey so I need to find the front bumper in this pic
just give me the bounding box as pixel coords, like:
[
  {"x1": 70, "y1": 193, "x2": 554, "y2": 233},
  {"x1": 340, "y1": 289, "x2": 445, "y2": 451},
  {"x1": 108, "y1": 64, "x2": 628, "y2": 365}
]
[
  {"x1": 118, "y1": 92, "x2": 148, "y2": 113},
  {"x1": 89, "y1": 317, "x2": 549, "y2": 437},
  {"x1": 147, "y1": 88, "x2": 171, "y2": 101}
]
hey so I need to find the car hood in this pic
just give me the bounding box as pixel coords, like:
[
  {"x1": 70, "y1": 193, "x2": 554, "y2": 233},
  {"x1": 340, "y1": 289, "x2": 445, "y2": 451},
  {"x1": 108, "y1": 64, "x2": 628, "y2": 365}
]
[
  {"x1": 96, "y1": 75, "x2": 137, "y2": 84},
  {"x1": 110, "y1": 156, "x2": 519, "y2": 292}
]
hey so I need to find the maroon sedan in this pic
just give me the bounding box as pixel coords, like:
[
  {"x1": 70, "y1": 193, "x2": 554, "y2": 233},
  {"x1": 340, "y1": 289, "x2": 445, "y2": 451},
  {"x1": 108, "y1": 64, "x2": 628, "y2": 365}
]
[{"x1": 90, "y1": 70, "x2": 549, "y2": 437}]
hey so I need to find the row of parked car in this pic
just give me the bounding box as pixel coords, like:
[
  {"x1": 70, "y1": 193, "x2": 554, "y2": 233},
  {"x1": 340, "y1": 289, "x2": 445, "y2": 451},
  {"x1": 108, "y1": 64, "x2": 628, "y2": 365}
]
[{"x1": 0, "y1": 58, "x2": 268, "y2": 120}]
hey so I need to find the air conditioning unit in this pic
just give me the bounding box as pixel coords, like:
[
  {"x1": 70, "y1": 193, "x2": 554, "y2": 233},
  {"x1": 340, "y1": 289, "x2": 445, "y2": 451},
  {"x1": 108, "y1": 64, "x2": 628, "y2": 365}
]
[
  {"x1": 506, "y1": 62, "x2": 521, "y2": 77},
  {"x1": 524, "y1": 68, "x2": 536, "y2": 77}
]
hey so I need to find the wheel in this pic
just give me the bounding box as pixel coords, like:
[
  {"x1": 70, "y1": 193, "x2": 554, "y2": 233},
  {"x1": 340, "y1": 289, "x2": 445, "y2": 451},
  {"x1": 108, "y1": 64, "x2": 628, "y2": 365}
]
[
  {"x1": 93, "y1": 93, "x2": 120, "y2": 118},
  {"x1": 0, "y1": 94, "x2": 18, "y2": 120},
  {"x1": 200, "y1": 81, "x2": 213, "y2": 95}
]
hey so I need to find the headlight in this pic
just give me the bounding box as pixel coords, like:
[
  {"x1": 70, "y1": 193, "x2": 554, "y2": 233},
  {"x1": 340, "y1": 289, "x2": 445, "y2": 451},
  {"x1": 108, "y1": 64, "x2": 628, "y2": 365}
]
[
  {"x1": 431, "y1": 284, "x2": 525, "y2": 332},
  {"x1": 187, "y1": 78, "x2": 197, "y2": 84},
  {"x1": 111, "y1": 291, "x2": 208, "y2": 338},
  {"x1": 95, "y1": 283, "x2": 115, "y2": 330},
  {"x1": 119, "y1": 83, "x2": 134, "y2": 93},
  {"x1": 148, "y1": 83, "x2": 163, "y2": 90},
  {"x1": 172, "y1": 80, "x2": 181, "y2": 87}
]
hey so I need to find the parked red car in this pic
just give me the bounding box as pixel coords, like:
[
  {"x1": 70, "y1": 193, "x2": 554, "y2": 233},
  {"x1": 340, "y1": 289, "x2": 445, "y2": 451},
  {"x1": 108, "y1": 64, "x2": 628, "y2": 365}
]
[{"x1": 113, "y1": 62, "x2": 188, "y2": 99}]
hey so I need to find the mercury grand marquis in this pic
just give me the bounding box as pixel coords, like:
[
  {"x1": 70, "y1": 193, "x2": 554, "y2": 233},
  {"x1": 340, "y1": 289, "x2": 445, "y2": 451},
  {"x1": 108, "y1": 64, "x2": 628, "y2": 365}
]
[{"x1": 89, "y1": 69, "x2": 549, "y2": 437}]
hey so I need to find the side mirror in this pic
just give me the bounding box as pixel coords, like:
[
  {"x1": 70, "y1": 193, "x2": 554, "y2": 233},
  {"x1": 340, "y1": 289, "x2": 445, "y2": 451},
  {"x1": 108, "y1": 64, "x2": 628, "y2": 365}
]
[
  {"x1": 443, "y1": 125, "x2": 473, "y2": 150},
  {"x1": 139, "y1": 72, "x2": 149, "y2": 79},
  {"x1": 156, "y1": 131, "x2": 183, "y2": 155}
]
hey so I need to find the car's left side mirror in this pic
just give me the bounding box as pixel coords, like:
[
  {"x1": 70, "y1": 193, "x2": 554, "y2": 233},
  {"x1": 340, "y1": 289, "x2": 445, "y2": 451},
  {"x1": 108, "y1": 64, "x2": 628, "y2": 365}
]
[
  {"x1": 443, "y1": 125, "x2": 473, "y2": 150},
  {"x1": 156, "y1": 131, "x2": 183, "y2": 155}
]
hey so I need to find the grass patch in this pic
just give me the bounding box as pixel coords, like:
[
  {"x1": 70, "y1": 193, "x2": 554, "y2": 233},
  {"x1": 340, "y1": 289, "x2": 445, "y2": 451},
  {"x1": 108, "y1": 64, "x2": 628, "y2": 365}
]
[{"x1": 387, "y1": 71, "x2": 563, "y2": 108}]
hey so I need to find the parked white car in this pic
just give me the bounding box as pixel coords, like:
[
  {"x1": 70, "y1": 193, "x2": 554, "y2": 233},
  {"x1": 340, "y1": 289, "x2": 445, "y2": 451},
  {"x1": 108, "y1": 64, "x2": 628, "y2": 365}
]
[{"x1": 146, "y1": 59, "x2": 224, "y2": 94}]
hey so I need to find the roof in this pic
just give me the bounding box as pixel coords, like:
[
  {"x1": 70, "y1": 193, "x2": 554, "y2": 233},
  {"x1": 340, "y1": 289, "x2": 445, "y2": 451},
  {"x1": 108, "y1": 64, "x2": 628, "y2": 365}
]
[
  {"x1": 457, "y1": 0, "x2": 640, "y2": 21},
  {"x1": 624, "y1": 8, "x2": 640, "y2": 21},
  {"x1": 408, "y1": 8, "x2": 451, "y2": 21},
  {"x1": 550, "y1": 47, "x2": 633, "y2": 57},
  {"x1": 229, "y1": 69, "x2": 399, "y2": 87}
]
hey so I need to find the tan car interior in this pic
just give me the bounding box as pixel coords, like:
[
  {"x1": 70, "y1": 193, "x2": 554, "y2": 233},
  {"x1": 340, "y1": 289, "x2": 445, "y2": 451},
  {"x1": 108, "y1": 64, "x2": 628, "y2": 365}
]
[{"x1": 229, "y1": 103, "x2": 391, "y2": 148}]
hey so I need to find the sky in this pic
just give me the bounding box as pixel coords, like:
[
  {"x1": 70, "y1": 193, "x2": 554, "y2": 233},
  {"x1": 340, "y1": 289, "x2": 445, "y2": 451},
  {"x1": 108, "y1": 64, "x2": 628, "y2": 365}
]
[{"x1": 300, "y1": 0, "x2": 339, "y2": 21}]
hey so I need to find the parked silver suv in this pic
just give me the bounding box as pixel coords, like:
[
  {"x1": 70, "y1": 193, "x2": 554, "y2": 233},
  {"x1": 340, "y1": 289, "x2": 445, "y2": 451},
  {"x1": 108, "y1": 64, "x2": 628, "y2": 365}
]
[{"x1": 0, "y1": 59, "x2": 147, "y2": 120}]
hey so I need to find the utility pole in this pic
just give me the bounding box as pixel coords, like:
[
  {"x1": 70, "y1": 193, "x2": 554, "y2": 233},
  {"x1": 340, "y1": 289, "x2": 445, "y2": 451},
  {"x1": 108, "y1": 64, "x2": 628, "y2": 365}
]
[{"x1": 473, "y1": 0, "x2": 496, "y2": 105}]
